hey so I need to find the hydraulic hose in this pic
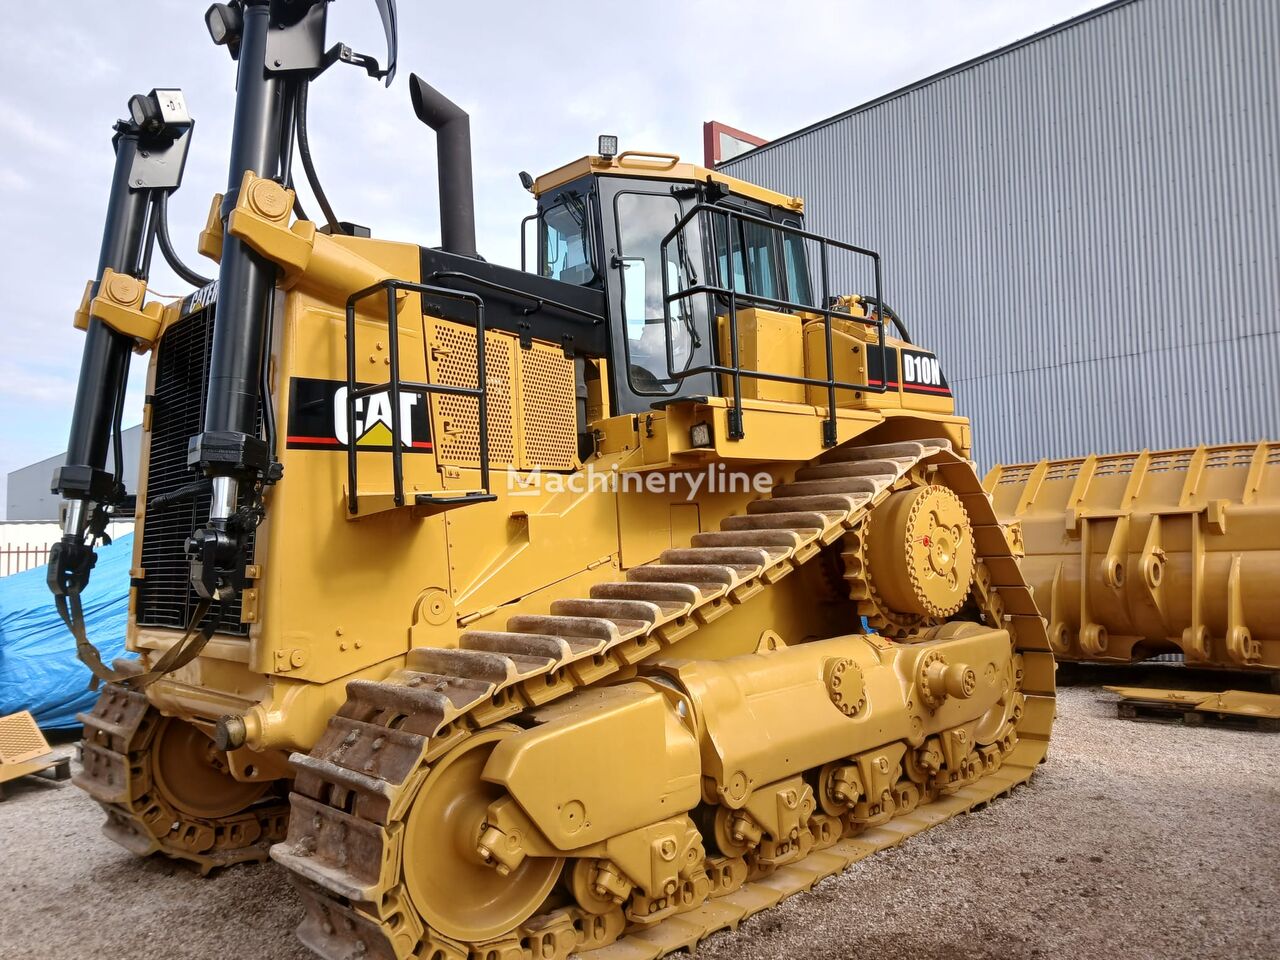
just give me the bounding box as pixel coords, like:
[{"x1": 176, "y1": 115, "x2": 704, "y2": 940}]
[
  {"x1": 860, "y1": 295, "x2": 912, "y2": 344},
  {"x1": 154, "y1": 191, "x2": 212, "y2": 287},
  {"x1": 296, "y1": 81, "x2": 342, "y2": 234}
]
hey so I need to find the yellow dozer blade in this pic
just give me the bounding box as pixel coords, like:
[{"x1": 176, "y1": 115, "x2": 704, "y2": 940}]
[
  {"x1": 984, "y1": 442, "x2": 1280, "y2": 674},
  {"x1": 1104, "y1": 687, "x2": 1280, "y2": 731}
]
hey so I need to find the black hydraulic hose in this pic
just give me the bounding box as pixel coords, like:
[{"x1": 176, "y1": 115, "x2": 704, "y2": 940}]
[
  {"x1": 148, "y1": 478, "x2": 210, "y2": 512},
  {"x1": 279, "y1": 81, "x2": 298, "y2": 190},
  {"x1": 277, "y1": 81, "x2": 311, "y2": 223},
  {"x1": 860, "y1": 295, "x2": 912, "y2": 344},
  {"x1": 110, "y1": 370, "x2": 127, "y2": 497},
  {"x1": 111, "y1": 181, "x2": 143, "y2": 492},
  {"x1": 154, "y1": 192, "x2": 212, "y2": 287},
  {"x1": 296, "y1": 81, "x2": 342, "y2": 234},
  {"x1": 138, "y1": 199, "x2": 158, "y2": 281},
  {"x1": 260, "y1": 285, "x2": 278, "y2": 464}
]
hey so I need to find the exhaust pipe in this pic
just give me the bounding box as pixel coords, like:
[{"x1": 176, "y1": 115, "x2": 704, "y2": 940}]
[{"x1": 409, "y1": 73, "x2": 478, "y2": 259}]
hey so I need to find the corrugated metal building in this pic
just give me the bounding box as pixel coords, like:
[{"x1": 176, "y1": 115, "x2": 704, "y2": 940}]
[
  {"x1": 720, "y1": 0, "x2": 1278, "y2": 467},
  {"x1": 6, "y1": 424, "x2": 141, "y2": 522}
]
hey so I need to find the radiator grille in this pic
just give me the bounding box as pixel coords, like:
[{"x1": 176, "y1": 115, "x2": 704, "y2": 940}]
[
  {"x1": 425, "y1": 320, "x2": 578, "y2": 471},
  {"x1": 428, "y1": 321, "x2": 516, "y2": 466},
  {"x1": 136, "y1": 304, "x2": 252, "y2": 637},
  {"x1": 520, "y1": 342, "x2": 578, "y2": 470}
]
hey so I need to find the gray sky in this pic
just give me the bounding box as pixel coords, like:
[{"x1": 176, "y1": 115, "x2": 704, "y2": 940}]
[{"x1": 0, "y1": 0, "x2": 1104, "y2": 517}]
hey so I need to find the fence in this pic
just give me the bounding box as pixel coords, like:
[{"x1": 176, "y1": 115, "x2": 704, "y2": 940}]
[
  {"x1": 0, "y1": 521, "x2": 133, "y2": 578},
  {"x1": 1, "y1": 542, "x2": 52, "y2": 578}
]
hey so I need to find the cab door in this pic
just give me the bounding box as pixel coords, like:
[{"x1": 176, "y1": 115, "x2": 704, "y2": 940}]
[{"x1": 598, "y1": 178, "x2": 715, "y2": 415}]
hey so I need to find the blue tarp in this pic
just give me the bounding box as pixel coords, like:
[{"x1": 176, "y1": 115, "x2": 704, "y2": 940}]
[{"x1": 0, "y1": 535, "x2": 136, "y2": 729}]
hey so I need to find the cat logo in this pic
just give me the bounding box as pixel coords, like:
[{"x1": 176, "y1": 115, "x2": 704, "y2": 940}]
[
  {"x1": 186, "y1": 279, "x2": 219, "y2": 313},
  {"x1": 285, "y1": 377, "x2": 433, "y2": 452}
]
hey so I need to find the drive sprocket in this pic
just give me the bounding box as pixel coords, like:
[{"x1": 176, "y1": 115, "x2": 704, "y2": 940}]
[{"x1": 846, "y1": 482, "x2": 976, "y2": 637}]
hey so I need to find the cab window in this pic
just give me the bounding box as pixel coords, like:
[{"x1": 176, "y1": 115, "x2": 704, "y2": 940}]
[
  {"x1": 539, "y1": 193, "x2": 595, "y2": 286},
  {"x1": 712, "y1": 216, "x2": 783, "y2": 299},
  {"x1": 743, "y1": 220, "x2": 778, "y2": 299},
  {"x1": 781, "y1": 227, "x2": 814, "y2": 306}
]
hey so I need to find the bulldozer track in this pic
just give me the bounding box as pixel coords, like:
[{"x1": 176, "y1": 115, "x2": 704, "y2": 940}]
[
  {"x1": 271, "y1": 437, "x2": 1055, "y2": 960},
  {"x1": 76, "y1": 685, "x2": 290, "y2": 873}
]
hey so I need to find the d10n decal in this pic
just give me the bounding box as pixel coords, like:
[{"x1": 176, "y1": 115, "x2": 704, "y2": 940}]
[
  {"x1": 286, "y1": 377, "x2": 433, "y2": 452},
  {"x1": 866, "y1": 345, "x2": 952, "y2": 396}
]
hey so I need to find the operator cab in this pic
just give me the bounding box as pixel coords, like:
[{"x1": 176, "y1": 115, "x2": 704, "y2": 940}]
[{"x1": 530, "y1": 151, "x2": 814, "y2": 415}]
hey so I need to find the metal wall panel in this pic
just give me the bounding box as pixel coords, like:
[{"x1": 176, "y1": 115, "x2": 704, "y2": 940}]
[
  {"x1": 722, "y1": 0, "x2": 1279, "y2": 467},
  {"x1": 6, "y1": 425, "x2": 141, "y2": 522}
]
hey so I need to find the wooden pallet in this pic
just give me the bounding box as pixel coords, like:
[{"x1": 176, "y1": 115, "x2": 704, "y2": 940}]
[
  {"x1": 1107, "y1": 687, "x2": 1280, "y2": 732},
  {"x1": 0, "y1": 710, "x2": 72, "y2": 799},
  {"x1": 0, "y1": 755, "x2": 71, "y2": 800}
]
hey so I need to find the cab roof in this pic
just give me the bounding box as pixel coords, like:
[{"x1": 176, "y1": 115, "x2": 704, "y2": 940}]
[{"x1": 532, "y1": 152, "x2": 804, "y2": 213}]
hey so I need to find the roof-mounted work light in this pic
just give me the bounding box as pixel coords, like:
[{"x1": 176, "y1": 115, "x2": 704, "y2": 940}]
[{"x1": 597, "y1": 134, "x2": 618, "y2": 160}]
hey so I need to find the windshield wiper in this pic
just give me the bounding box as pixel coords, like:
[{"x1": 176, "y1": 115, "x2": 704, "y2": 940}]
[{"x1": 671, "y1": 213, "x2": 701, "y2": 349}]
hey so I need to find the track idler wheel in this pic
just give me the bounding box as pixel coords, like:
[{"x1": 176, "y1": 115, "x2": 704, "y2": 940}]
[
  {"x1": 77, "y1": 683, "x2": 289, "y2": 872},
  {"x1": 402, "y1": 729, "x2": 564, "y2": 943},
  {"x1": 151, "y1": 717, "x2": 271, "y2": 820}
]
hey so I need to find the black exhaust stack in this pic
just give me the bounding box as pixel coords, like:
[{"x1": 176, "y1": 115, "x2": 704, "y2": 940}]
[{"x1": 409, "y1": 74, "x2": 478, "y2": 259}]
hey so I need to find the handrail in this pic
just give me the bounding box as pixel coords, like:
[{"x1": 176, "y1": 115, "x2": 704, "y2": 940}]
[
  {"x1": 616, "y1": 150, "x2": 680, "y2": 169},
  {"x1": 658, "y1": 202, "x2": 889, "y2": 445},
  {"x1": 519, "y1": 212, "x2": 538, "y2": 273},
  {"x1": 344, "y1": 279, "x2": 490, "y2": 514}
]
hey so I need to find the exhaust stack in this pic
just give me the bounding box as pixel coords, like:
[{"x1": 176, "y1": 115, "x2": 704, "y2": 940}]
[{"x1": 409, "y1": 74, "x2": 478, "y2": 259}]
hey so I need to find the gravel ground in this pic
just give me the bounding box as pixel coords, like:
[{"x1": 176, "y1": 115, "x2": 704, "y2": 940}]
[{"x1": 2, "y1": 677, "x2": 1277, "y2": 960}]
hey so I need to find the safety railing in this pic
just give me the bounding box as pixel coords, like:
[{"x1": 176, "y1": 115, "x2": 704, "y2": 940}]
[
  {"x1": 659, "y1": 203, "x2": 890, "y2": 445},
  {"x1": 344, "y1": 279, "x2": 493, "y2": 514}
]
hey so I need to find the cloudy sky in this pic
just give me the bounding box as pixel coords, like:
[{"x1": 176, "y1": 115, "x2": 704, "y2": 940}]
[{"x1": 0, "y1": 0, "x2": 1104, "y2": 517}]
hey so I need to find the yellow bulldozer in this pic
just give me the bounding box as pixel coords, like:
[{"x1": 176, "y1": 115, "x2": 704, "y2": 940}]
[{"x1": 49, "y1": 2, "x2": 1053, "y2": 958}]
